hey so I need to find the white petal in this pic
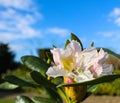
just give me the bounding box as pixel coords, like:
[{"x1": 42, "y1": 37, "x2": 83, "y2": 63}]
[
  {"x1": 51, "y1": 48, "x2": 62, "y2": 65},
  {"x1": 66, "y1": 40, "x2": 82, "y2": 54},
  {"x1": 84, "y1": 70, "x2": 94, "y2": 79},
  {"x1": 46, "y1": 66, "x2": 67, "y2": 78},
  {"x1": 94, "y1": 64, "x2": 103, "y2": 77},
  {"x1": 102, "y1": 64, "x2": 114, "y2": 75},
  {"x1": 83, "y1": 47, "x2": 96, "y2": 52},
  {"x1": 75, "y1": 75, "x2": 87, "y2": 82},
  {"x1": 75, "y1": 70, "x2": 94, "y2": 82},
  {"x1": 66, "y1": 72, "x2": 76, "y2": 78},
  {"x1": 98, "y1": 48, "x2": 109, "y2": 64},
  {"x1": 77, "y1": 47, "x2": 98, "y2": 70}
]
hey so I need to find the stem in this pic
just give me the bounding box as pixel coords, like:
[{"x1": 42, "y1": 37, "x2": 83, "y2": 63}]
[{"x1": 57, "y1": 87, "x2": 71, "y2": 103}]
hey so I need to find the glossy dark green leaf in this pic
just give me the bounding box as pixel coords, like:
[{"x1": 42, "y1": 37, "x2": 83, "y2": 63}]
[
  {"x1": 30, "y1": 71, "x2": 56, "y2": 90},
  {"x1": 90, "y1": 42, "x2": 94, "y2": 47},
  {"x1": 57, "y1": 88, "x2": 68, "y2": 103},
  {"x1": 46, "y1": 51, "x2": 53, "y2": 64},
  {"x1": 64, "y1": 39, "x2": 70, "y2": 48},
  {"x1": 52, "y1": 45, "x2": 57, "y2": 48},
  {"x1": 71, "y1": 33, "x2": 83, "y2": 50},
  {"x1": 15, "y1": 96, "x2": 34, "y2": 103},
  {"x1": 57, "y1": 74, "x2": 120, "y2": 87},
  {"x1": 32, "y1": 96, "x2": 59, "y2": 103},
  {"x1": 38, "y1": 48, "x2": 51, "y2": 62},
  {"x1": 87, "y1": 85, "x2": 98, "y2": 93},
  {"x1": 51, "y1": 77, "x2": 63, "y2": 85},
  {"x1": 21, "y1": 56, "x2": 50, "y2": 77},
  {"x1": 45, "y1": 88, "x2": 63, "y2": 103},
  {"x1": 31, "y1": 71, "x2": 62, "y2": 102},
  {"x1": 0, "y1": 82, "x2": 18, "y2": 90},
  {"x1": 4, "y1": 75, "x2": 36, "y2": 88}
]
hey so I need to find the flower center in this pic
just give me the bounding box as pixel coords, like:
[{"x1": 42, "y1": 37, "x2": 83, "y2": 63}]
[{"x1": 61, "y1": 55, "x2": 74, "y2": 71}]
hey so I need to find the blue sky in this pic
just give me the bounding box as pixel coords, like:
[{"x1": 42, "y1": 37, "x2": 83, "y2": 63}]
[{"x1": 0, "y1": 0, "x2": 120, "y2": 61}]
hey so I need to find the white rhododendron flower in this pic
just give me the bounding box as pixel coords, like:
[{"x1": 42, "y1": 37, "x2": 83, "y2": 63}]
[{"x1": 46, "y1": 40, "x2": 114, "y2": 82}]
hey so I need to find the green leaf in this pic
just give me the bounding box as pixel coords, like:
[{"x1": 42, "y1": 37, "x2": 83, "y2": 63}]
[
  {"x1": 30, "y1": 71, "x2": 56, "y2": 90},
  {"x1": 87, "y1": 85, "x2": 98, "y2": 93},
  {"x1": 64, "y1": 39, "x2": 70, "y2": 48},
  {"x1": 46, "y1": 88, "x2": 63, "y2": 103},
  {"x1": 21, "y1": 56, "x2": 50, "y2": 77},
  {"x1": 57, "y1": 74, "x2": 120, "y2": 87},
  {"x1": 46, "y1": 51, "x2": 53, "y2": 64},
  {"x1": 51, "y1": 77, "x2": 63, "y2": 85},
  {"x1": 57, "y1": 88, "x2": 69, "y2": 103},
  {"x1": 32, "y1": 96, "x2": 59, "y2": 103},
  {"x1": 0, "y1": 82, "x2": 18, "y2": 90},
  {"x1": 15, "y1": 96, "x2": 34, "y2": 103},
  {"x1": 53, "y1": 45, "x2": 57, "y2": 48},
  {"x1": 71, "y1": 33, "x2": 83, "y2": 50},
  {"x1": 38, "y1": 48, "x2": 51, "y2": 62},
  {"x1": 31, "y1": 71, "x2": 62, "y2": 102},
  {"x1": 90, "y1": 42, "x2": 94, "y2": 47},
  {"x1": 4, "y1": 75, "x2": 36, "y2": 88}
]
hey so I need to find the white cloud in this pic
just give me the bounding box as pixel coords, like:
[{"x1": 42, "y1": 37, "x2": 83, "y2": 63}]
[
  {"x1": 0, "y1": 30, "x2": 40, "y2": 42},
  {"x1": 0, "y1": 0, "x2": 34, "y2": 11},
  {"x1": 0, "y1": 0, "x2": 71, "y2": 61},
  {"x1": 97, "y1": 31, "x2": 120, "y2": 43},
  {"x1": 46, "y1": 27, "x2": 70, "y2": 37},
  {"x1": 97, "y1": 31, "x2": 114, "y2": 37},
  {"x1": 109, "y1": 8, "x2": 120, "y2": 17},
  {"x1": 108, "y1": 8, "x2": 120, "y2": 26},
  {"x1": 0, "y1": 0, "x2": 42, "y2": 43},
  {"x1": 114, "y1": 17, "x2": 120, "y2": 26},
  {"x1": 9, "y1": 44, "x2": 25, "y2": 51}
]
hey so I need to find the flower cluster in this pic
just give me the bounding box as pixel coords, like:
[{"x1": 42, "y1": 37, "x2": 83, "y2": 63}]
[{"x1": 46, "y1": 40, "x2": 113, "y2": 82}]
